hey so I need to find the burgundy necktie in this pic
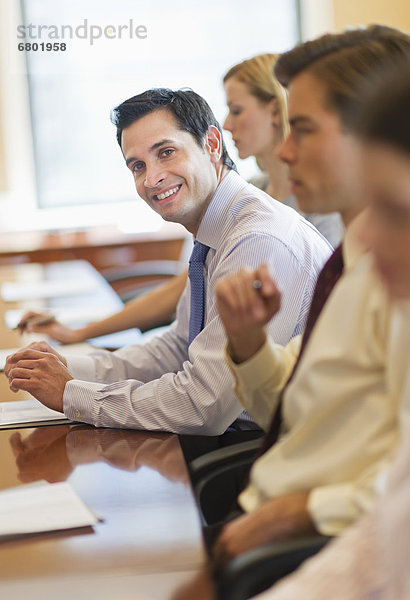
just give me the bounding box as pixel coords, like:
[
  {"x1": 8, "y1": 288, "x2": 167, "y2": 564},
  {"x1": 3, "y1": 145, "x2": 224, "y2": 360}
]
[{"x1": 259, "y1": 244, "x2": 344, "y2": 455}]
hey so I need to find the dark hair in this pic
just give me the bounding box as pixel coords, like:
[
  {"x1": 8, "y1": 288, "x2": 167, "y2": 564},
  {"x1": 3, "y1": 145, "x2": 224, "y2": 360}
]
[
  {"x1": 355, "y1": 58, "x2": 410, "y2": 155},
  {"x1": 275, "y1": 25, "x2": 410, "y2": 130},
  {"x1": 111, "y1": 88, "x2": 237, "y2": 171}
]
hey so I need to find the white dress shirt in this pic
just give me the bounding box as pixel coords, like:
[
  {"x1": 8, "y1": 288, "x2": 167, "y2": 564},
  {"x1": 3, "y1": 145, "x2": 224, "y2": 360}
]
[
  {"x1": 62, "y1": 170, "x2": 331, "y2": 434},
  {"x1": 252, "y1": 360, "x2": 410, "y2": 600},
  {"x1": 249, "y1": 172, "x2": 344, "y2": 248},
  {"x1": 227, "y1": 218, "x2": 410, "y2": 533},
  {"x1": 252, "y1": 512, "x2": 386, "y2": 600}
]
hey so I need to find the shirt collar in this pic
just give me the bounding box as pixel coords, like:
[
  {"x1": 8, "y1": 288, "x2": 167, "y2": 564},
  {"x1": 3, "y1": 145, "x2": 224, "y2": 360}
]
[
  {"x1": 342, "y1": 210, "x2": 369, "y2": 271},
  {"x1": 195, "y1": 170, "x2": 247, "y2": 249}
]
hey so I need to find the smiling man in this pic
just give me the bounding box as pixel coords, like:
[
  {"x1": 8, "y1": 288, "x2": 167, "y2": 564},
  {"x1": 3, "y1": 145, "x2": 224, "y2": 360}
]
[
  {"x1": 5, "y1": 88, "x2": 331, "y2": 434},
  {"x1": 122, "y1": 110, "x2": 221, "y2": 231}
]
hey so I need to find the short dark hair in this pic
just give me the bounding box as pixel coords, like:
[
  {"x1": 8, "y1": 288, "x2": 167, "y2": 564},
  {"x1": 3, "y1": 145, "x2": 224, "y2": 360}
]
[
  {"x1": 355, "y1": 58, "x2": 410, "y2": 156},
  {"x1": 111, "y1": 88, "x2": 237, "y2": 171},
  {"x1": 275, "y1": 25, "x2": 410, "y2": 130}
]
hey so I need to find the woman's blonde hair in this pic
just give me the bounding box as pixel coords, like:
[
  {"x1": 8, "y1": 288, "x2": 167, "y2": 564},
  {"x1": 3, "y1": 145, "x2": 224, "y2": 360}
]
[{"x1": 223, "y1": 53, "x2": 289, "y2": 138}]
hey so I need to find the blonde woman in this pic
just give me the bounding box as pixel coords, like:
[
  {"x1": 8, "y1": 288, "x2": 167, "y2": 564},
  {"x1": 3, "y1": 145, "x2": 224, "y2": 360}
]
[{"x1": 223, "y1": 53, "x2": 344, "y2": 247}]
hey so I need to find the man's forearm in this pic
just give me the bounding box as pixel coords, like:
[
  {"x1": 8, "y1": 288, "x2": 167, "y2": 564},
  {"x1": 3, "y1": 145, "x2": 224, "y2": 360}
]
[
  {"x1": 227, "y1": 335, "x2": 301, "y2": 430},
  {"x1": 227, "y1": 328, "x2": 267, "y2": 364},
  {"x1": 79, "y1": 270, "x2": 187, "y2": 339}
]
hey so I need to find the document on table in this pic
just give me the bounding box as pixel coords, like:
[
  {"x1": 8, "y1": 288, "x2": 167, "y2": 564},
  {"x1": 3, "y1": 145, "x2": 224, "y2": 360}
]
[
  {"x1": 0, "y1": 348, "x2": 20, "y2": 371},
  {"x1": 1, "y1": 278, "x2": 98, "y2": 302},
  {"x1": 0, "y1": 343, "x2": 96, "y2": 372},
  {"x1": 0, "y1": 399, "x2": 72, "y2": 429},
  {"x1": 0, "y1": 481, "x2": 99, "y2": 539}
]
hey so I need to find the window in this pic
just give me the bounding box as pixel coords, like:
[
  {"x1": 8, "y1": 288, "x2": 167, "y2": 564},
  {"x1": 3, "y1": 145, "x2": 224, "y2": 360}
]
[{"x1": 7, "y1": 0, "x2": 299, "y2": 230}]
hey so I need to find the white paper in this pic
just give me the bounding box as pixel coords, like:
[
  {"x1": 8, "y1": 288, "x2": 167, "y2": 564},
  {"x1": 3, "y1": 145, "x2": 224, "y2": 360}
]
[
  {"x1": 0, "y1": 348, "x2": 20, "y2": 371},
  {"x1": 0, "y1": 343, "x2": 96, "y2": 371},
  {"x1": 0, "y1": 481, "x2": 99, "y2": 536},
  {"x1": 0, "y1": 399, "x2": 69, "y2": 427},
  {"x1": 0, "y1": 480, "x2": 50, "y2": 495},
  {"x1": 1, "y1": 278, "x2": 98, "y2": 302}
]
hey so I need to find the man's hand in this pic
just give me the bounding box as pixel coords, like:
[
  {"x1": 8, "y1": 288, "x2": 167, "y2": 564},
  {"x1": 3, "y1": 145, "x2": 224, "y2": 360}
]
[
  {"x1": 17, "y1": 311, "x2": 84, "y2": 344},
  {"x1": 5, "y1": 343, "x2": 73, "y2": 412},
  {"x1": 6, "y1": 340, "x2": 68, "y2": 367},
  {"x1": 10, "y1": 426, "x2": 73, "y2": 483},
  {"x1": 170, "y1": 569, "x2": 216, "y2": 600},
  {"x1": 215, "y1": 264, "x2": 281, "y2": 363},
  {"x1": 212, "y1": 491, "x2": 314, "y2": 567}
]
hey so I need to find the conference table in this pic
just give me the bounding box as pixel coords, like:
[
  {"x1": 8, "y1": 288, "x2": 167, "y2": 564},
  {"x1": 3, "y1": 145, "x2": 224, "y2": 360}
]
[{"x1": 0, "y1": 261, "x2": 207, "y2": 600}]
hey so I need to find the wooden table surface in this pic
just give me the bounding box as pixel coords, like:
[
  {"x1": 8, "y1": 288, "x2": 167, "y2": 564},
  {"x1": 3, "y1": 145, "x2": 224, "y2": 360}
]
[
  {"x1": 0, "y1": 261, "x2": 207, "y2": 599},
  {"x1": 0, "y1": 425, "x2": 206, "y2": 599},
  {"x1": 0, "y1": 426, "x2": 205, "y2": 573},
  {"x1": 0, "y1": 260, "x2": 128, "y2": 402}
]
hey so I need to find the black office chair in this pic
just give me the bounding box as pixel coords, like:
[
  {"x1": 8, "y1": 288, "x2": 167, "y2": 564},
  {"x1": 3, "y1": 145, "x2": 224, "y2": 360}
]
[
  {"x1": 191, "y1": 438, "x2": 261, "y2": 526},
  {"x1": 102, "y1": 260, "x2": 186, "y2": 302},
  {"x1": 182, "y1": 434, "x2": 331, "y2": 599},
  {"x1": 102, "y1": 259, "x2": 185, "y2": 304},
  {"x1": 214, "y1": 534, "x2": 331, "y2": 600}
]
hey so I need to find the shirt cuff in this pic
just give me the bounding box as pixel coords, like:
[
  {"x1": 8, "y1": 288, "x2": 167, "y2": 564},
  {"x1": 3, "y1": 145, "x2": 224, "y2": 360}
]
[
  {"x1": 66, "y1": 354, "x2": 97, "y2": 382},
  {"x1": 226, "y1": 336, "x2": 293, "y2": 394},
  {"x1": 63, "y1": 379, "x2": 102, "y2": 425},
  {"x1": 308, "y1": 483, "x2": 364, "y2": 536}
]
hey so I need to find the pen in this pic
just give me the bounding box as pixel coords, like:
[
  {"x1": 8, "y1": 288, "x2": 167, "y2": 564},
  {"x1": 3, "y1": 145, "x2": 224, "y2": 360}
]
[{"x1": 14, "y1": 314, "x2": 55, "y2": 331}]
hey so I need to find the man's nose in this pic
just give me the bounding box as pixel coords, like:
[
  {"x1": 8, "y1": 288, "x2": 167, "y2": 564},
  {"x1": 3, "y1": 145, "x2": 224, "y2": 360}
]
[
  {"x1": 223, "y1": 114, "x2": 233, "y2": 132},
  {"x1": 144, "y1": 164, "x2": 166, "y2": 189},
  {"x1": 278, "y1": 133, "x2": 296, "y2": 165}
]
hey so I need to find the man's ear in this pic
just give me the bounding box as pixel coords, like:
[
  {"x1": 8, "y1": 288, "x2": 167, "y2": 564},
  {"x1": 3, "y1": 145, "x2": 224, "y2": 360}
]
[
  {"x1": 205, "y1": 125, "x2": 222, "y2": 164},
  {"x1": 270, "y1": 98, "x2": 282, "y2": 128}
]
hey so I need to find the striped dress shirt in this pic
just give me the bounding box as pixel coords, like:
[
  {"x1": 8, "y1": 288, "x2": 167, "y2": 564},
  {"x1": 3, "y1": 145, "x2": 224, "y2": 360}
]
[{"x1": 63, "y1": 170, "x2": 332, "y2": 434}]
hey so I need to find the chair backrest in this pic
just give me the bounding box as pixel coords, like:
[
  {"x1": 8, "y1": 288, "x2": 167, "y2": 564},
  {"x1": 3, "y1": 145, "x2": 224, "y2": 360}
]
[{"x1": 216, "y1": 534, "x2": 331, "y2": 600}]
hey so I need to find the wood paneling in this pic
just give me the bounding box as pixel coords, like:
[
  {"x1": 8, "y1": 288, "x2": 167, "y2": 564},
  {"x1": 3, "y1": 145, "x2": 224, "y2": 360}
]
[
  {"x1": 0, "y1": 226, "x2": 186, "y2": 273},
  {"x1": 333, "y1": 0, "x2": 410, "y2": 31}
]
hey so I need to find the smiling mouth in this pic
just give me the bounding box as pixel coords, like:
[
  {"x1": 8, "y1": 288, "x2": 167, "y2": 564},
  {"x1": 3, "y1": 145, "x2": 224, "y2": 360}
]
[{"x1": 154, "y1": 185, "x2": 181, "y2": 202}]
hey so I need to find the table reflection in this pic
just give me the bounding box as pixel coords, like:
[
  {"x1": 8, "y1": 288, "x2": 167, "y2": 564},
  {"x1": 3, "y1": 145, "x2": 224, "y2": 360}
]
[{"x1": 10, "y1": 425, "x2": 189, "y2": 485}]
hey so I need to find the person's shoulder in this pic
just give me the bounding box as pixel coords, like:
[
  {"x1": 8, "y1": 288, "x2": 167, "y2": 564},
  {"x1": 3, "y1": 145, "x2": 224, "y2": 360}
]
[
  {"x1": 305, "y1": 212, "x2": 345, "y2": 248},
  {"x1": 248, "y1": 172, "x2": 269, "y2": 191},
  {"x1": 342, "y1": 248, "x2": 390, "y2": 315},
  {"x1": 231, "y1": 183, "x2": 295, "y2": 231}
]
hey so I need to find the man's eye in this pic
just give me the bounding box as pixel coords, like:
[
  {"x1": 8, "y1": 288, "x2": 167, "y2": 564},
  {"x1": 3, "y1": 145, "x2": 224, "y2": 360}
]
[
  {"x1": 132, "y1": 162, "x2": 145, "y2": 173},
  {"x1": 293, "y1": 127, "x2": 313, "y2": 138},
  {"x1": 161, "y1": 148, "x2": 174, "y2": 158}
]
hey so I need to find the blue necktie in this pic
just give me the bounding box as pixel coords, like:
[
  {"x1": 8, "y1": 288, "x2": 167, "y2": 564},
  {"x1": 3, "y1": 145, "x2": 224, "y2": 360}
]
[{"x1": 188, "y1": 241, "x2": 210, "y2": 345}]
